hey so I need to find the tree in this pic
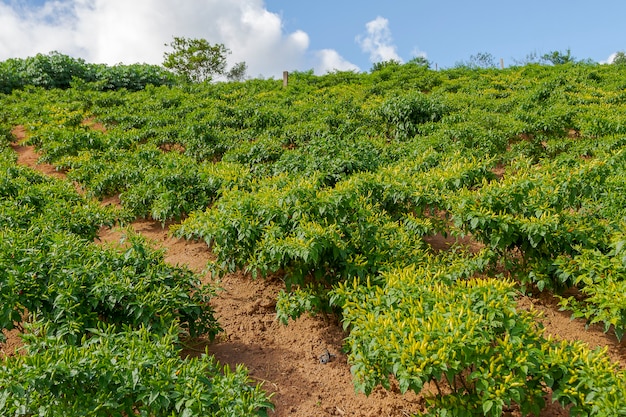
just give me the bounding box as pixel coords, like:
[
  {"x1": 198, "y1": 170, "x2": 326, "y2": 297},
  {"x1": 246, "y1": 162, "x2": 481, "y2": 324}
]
[
  {"x1": 163, "y1": 37, "x2": 230, "y2": 82},
  {"x1": 406, "y1": 56, "x2": 431, "y2": 69},
  {"x1": 370, "y1": 59, "x2": 402, "y2": 72},
  {"x1": 455, "y1": 52, "x2": 496, "y2": 69},
  {"x1": 469, "y1": 52, "x2": 497, "y2": 68},
  {"x1": 541, "y1": 48, "x2": 575, "y2": 65},
  {"x1": 226, "y1": 61, "x2": 248, "y2": 82},
  {"x1": 612, "y1": 51, "x2": 626, "y2": 65}
]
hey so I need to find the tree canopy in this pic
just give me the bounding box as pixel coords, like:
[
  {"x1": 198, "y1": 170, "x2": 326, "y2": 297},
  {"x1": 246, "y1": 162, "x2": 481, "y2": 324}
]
[
  {"x1": 163, "y1": 37, "x2": 247, "y2": 82},
  {"x1": 612, "y1": 51, "x2": 626, "y2": 65}
]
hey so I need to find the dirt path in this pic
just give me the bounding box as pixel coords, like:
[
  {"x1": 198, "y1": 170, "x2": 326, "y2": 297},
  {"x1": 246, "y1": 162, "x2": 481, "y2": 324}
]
[
  {"x1": 5, "y1": 126, "x2": 626, "y2": 416},
  {"x1": 10, "y1": 126, "x2": 65, "y2": 179},
  {"x1": 99, "y1": 223, "x2": 426, "y2": 417},
  {"x1": 518, "y1": 292, "x2": 626, "y2": 366}
]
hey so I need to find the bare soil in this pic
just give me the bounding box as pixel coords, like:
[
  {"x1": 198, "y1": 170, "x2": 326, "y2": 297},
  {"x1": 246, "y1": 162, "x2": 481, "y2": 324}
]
[{"x1": 4, "y1": 127, "x2": 626, "y2": 416}]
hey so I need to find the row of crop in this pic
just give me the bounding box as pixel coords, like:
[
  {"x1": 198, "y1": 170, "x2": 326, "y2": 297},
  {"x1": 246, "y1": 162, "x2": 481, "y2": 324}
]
[
  {"x1": 0, "y1": 227, "x2": 219, "y2": 342},
  {"x1": 449, "y1": 146, "x2": 626, "y2": 339},
  {"x1": 0, "y1": 144, "x2": 199, "y2": 336},
  {"x1": 554, "y1": 230, "x2": 626, "y2": 341},
  {"x1": 331, "y1": 266, "x2": 626, "y2": 416},
  {"x1": 9, "y1": 63, "x2": 626, "y2": 179},
  {"x1": 1, "y1": 324, "x2": 272, "y2": 416},
  {"x1": 0, "y1": 147, "x2": 272, "y2": 416},
  {"x1": 28, "y1": 66, "x2": 626, "y2": 168},
  {"x1": 452, "y1": 157, "x2": 612, "y2": 260},
  {"x1": 173, "y1": 154, "x2": 492, "y2": 287},
  {"x1": 59, "y1": 146, "x2": 250, "y2": 221}
]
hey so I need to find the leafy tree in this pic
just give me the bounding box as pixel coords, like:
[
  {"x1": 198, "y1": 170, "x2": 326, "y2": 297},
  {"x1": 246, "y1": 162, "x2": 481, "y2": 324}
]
[
  {"x1": 227, "y1": 61, "x2": 248, "y2": 82},
  {"x1": 612, "y1": 51, "x2": 626, "y2": 65},
  {"x1": 455, "y1": 52, "x2": 497, "y2": 69},
  {"x1": 541, "y1": 48, "x2": 575, "y2": 65},
  {"x1": 0, "y1": 52, "x2": 173, "y2": 93},
  {"x1": 407, "y1": 56, "x2": 431, "y2": 69},
  {"x1": 370, "y1": 59, "x2": 402, "y2": 72},
  {"x1": 470, "y1": 52, "x2": 497, "y2": 68},
  {"x1": 26, "y1": 52, "x2": 87, "y2": 88},
  {"x1": 163, "y1": 37, "x2": 230, "y2": 82}
]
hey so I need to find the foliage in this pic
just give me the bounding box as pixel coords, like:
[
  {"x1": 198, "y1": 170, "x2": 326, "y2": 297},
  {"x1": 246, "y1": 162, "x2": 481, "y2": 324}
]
[
  {"x1": 275, "y1": 286, "x2": 329, "y2": 324},
  {"x1": 370, "y1": 59, "x2": 402, "y2": 72},
  {"x1": 0, "y1": 323, "x2": 273, "y2": 417},
  {"x1": 0, "y1": 228, "x2": 220, "y2": 343},
  {"x1": 0, "y1": 146, "x2": 260, "y2": 415},
  {"x1": 612, "y1": 51, "x2": 626, "y2": 65},
  {"x1": 555, "y1": 228, "x2": 626, "y2": 341},
  {"x1": 227, "y1": 61, "x2": 248, "y2": 82},
  {"x1": 407, "y1": 56, "x2": 431, "y2": 69},
  {"x1": 81, "y1": 62, "x2": 177, "y2": 91},
  {"x1": 377, "y1": 92, "x2": 448, "y2": 140},
  {"x1": 174, "y1": 153, "x2": 491, "y2": 287},
  {"x1": 332, "y1": 266, "x2": 626, "y2": 416},
  {"x1": 456, "y1": 52, "x2": 497, "y2": 69},
  {"x1": 163, "y1": 37, "x2": 241, "y2": 82},
  {"x1": 0, "y1": 151, "x2": 118, "y2": 239},
  {"x1": 511, "y1": 51, "x2": 543, "y2": 66},
  {"x1": 4, "y1": 60, "x2": 626, "y2": 415},
  {"x1": 541, "y1": 48, "x2": 576, "y2": 65},
  {"x1": 0, "y1": 52, "x2": 175, "y2": 94},
  {"x1": 0, "y1": 152, "x2": 219, "y2": 342}
]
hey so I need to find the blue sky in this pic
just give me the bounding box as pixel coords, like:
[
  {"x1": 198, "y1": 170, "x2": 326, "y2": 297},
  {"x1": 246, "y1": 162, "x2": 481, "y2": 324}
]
[
  {"x1": 270, "y1": 0, "x2": 625, "y2": 69},
  {"x1": 1, "y1": 0, "x2": 624, "y2": 77}
]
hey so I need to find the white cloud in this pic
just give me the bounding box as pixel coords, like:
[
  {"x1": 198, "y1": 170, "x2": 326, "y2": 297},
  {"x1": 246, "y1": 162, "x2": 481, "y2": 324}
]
[
  {"x1": 356, "y1": 16, "x2": 402, "y2": 64},
  {"x1": 0, "y1": 0, "x2": 355, "y2": 78},
  {"x1": 314, "y1": 49, "x2": 360, "y2": 74},
  {"x1": 602, "y1": 52, "x2": 618, "y2": 64},
  {"x1": 0, "y1": 1, "x2": 77, "y2": 58}
]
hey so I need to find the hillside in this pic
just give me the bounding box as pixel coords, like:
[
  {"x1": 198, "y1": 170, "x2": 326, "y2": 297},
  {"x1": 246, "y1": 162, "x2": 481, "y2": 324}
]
[{"x1": 1, "y1": 61, "x2": 626, "y2": 416}]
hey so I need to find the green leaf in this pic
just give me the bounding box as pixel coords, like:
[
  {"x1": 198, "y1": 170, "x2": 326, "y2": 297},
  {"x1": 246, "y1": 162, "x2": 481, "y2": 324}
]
[
  {"x1": 131, "y1": 368, "x2": 140, "y2": 389},
  {"x1": 482, "y1": 399, "x2": 494, "y2": 414}
]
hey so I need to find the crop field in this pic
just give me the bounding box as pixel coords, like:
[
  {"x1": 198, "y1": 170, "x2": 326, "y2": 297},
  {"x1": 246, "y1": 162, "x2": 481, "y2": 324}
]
[{"x1": 1, "y1": 59, "x2": 626, "y2": 416}]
